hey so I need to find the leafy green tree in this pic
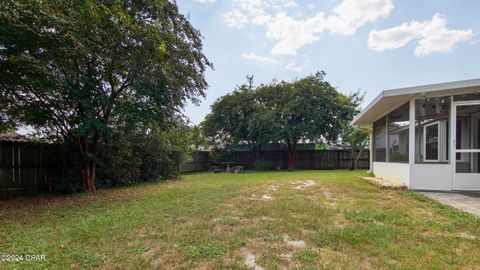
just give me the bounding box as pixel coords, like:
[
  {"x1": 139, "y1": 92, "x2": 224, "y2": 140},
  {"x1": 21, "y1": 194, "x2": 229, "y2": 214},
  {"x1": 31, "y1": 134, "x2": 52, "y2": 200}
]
[
  {"x1": 91, "y1": 117, "x2": 190, "y2": 189},
  {"x1": 203, "y1": 76, "x2": 275, "y2": 164},
  {"x1": 257, "y1": 72, "x2": 361, "y2": 170},
  {"x1": 187, "y1": 124, "x2": 208, "y2": 170},
  {"x1": 203, "y1": 72, "x2": 360, "y2": 170},
  {"x1": 339, "y1": 125, "x2": 370, "y2": 170},
  {"x1": 0, "y1": 0, "x2": 211, "y2": 191}
]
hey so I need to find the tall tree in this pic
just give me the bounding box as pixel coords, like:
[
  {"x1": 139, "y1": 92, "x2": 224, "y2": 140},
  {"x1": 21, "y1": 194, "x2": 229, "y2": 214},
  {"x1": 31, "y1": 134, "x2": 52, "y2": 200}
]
[
  {"x1": 203, "y1": 77, "x2": 275, "y2": 164},
  {"x1": 257, "y1": 72, "x2": 361, "y2": 170},
  {"x1": 0, "y1": 0, "x2": 211, "y2": 191}
]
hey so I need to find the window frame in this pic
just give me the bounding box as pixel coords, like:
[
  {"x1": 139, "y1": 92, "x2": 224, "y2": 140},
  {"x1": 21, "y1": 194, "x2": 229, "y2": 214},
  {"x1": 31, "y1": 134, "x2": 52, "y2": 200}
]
[
  {"x1": 423, "y1": 121, "x2": 440, "y2": 162},
  {"x1": 456, "y1": 118, "x2": 467, "y2": 161},
  {"x1": 373, "y1": 116, "x2": 387, "y2": 162},
  {"x1": 387, "y1": 102, "x2": 410, "y2": 163}
]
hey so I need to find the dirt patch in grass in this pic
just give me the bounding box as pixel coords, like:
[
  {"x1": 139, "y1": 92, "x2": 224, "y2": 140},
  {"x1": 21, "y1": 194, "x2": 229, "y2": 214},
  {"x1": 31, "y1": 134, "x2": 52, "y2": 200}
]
[
  {"x1": 247, "y1": 194, "x2": 273, "y2": 201},
  {"x1": 283, "y1": 234, "x2": 307, "y2": 248},
  {"x1": 291, "y1": 180, "x2": 317, "y2": 190},
  {"x1": 243, "y1": 249, "x2": 264, "y2": 270}
]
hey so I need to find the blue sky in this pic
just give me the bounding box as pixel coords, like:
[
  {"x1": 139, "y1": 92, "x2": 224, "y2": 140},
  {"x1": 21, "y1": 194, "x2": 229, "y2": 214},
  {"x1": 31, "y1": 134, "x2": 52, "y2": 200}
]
[{"x1": 177, "y1": 0, "x2": 480, "y2": 124}]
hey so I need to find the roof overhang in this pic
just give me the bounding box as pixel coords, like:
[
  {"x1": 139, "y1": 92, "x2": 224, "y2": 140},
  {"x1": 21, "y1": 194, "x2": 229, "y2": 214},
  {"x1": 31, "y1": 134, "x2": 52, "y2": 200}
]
[{"x1": 351, "y1": 78, "x2": 480, "y2": 127}]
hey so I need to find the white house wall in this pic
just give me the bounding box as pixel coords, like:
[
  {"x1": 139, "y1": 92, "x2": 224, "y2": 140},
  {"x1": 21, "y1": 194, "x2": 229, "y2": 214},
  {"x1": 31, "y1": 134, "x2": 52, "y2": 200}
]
[
  {"x1": 410, "y1": 164, "x2": 453, "y2": 191},
  {"x1": 373, "y1": 162, "x2": 410, "y2": 186}
]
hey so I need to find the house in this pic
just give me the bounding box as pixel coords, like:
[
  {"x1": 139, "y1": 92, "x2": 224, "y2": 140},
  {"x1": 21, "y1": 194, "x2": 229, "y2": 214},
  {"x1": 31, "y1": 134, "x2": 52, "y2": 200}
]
[{"x1": 352, "y1": 78, "x2": 480, "y2": 191}]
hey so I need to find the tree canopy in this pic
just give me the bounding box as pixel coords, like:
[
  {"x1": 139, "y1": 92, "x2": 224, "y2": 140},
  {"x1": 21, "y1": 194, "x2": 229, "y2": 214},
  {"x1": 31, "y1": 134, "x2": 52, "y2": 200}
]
[
  {"x1": 0, "y1": 0, "x2": 212, "y2": 191},
  {"x1": 203, "y1": 76, "x2": 276, "y2": 163},
  {"x1": 203, "y1": 72, "x2": 362, "y2": 169}
]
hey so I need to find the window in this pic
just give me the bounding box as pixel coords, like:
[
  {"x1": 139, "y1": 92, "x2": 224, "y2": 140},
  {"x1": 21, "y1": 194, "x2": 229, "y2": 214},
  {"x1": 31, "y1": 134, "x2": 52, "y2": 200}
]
[
  {"x1": 373, "y1": 117, "x2": 386, "y2": 162},
  {"x1": 388, "y1": 103, "x2": 409, "y2": 163},
  {"x1": 424, "y1": 122, "x2": 439, "y2": 161}
]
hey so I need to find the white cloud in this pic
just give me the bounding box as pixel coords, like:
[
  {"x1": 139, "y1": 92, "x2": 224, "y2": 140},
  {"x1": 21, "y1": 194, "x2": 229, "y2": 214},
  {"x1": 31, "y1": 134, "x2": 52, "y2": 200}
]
[
  {"x1": 224, "y1": 10, "x2": 249, "y2": 29},
  {"x1": 368, "y1": 13, "x2": 473, "y2": 56},
  {"x1": 242, "y1": 52, "x2": 278, "y2": 64},
  {"x1": 267, "y1": 12, "x2": 326, "y2": 55},
  {"x1": 194, "y1": 0, "x2": 217, "y2": 4},
  {"x1": 224, "y1": 0, "x2": 394, "y2": 55},
  {"x1": 223, "y1": 0, "x2": 297, "y2": 27},
  {"x1": 326, "y1": 0, "x2": 394, "y2": 35},
  {"x1": 285, "y1": 61, "x2": 304, "y2": 72}
]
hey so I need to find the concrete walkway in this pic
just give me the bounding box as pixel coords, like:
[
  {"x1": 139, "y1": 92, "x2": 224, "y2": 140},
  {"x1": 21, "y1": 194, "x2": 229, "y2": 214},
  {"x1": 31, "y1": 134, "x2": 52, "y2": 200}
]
[{"x1": 421, "y1": 192, "x2": 480, "y2": 218}]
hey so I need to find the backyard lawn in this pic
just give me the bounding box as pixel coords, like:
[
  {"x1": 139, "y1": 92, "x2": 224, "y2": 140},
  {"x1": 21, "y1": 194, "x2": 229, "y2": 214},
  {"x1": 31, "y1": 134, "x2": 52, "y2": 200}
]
[{"x1": 1, "y1": 170, "x2": 480, "y2": 269}]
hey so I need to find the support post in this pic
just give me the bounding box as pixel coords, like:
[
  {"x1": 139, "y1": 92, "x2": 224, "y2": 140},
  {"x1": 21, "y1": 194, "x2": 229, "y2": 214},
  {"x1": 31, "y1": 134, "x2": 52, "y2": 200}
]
[
  {"x1": 450, "y1": 96, "x2": 455, "y2": 189},
  {"x1": 369, "y1": 130, "x2": 373, "y2": 173},
  {"x1": 409, "y1": 98, "x2": 416, "y2": 165}
]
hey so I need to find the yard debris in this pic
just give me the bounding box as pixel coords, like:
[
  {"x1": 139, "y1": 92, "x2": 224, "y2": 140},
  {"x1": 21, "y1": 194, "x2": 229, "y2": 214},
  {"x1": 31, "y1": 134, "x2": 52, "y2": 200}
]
[
  {"x1": 291, "y1": 180, "x2": 316, "y2": 190},
  {"x1": 283, "y1": 234, "x2": 306, "y2": 248},
  {"x1": 244, "y1": 251, "x2": 264, "y2": 270}
]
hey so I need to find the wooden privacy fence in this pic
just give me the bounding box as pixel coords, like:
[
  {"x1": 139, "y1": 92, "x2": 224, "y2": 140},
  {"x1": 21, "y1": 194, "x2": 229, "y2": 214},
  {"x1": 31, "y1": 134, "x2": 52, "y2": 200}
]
[
  {"x1": 180, "y1": 149, "x2": 370, "y2": 172},
  {"x1": 0, "y1": 143, "x2": 369, "y2": 194},
  {"x1": 0, "y1": 141, "x2": 63, "y2": 197},
  {"x1": 235, "y1": 149, "x2": 370, "y2": 170}
]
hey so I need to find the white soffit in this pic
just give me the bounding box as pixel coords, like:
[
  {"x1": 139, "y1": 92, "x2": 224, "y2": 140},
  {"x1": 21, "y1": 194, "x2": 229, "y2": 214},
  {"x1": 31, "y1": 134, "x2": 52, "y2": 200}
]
[{"x1": 352, "y1": 78, "x2": 480, "y2": 126}]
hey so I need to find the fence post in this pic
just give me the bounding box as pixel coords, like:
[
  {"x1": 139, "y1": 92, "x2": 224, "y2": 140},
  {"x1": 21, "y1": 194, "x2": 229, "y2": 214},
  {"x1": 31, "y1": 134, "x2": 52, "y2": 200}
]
[{"x1": 337, "y1": 150, "x2": 340, "y2": 168}]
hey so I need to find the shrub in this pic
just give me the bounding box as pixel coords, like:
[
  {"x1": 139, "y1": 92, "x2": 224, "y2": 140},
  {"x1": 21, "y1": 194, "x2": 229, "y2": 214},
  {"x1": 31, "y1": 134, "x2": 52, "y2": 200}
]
[
  {"x1": 54, "y1": 124, "x2": 190, "y2": 192},
  {"x1": 54, "y1": 170, "x2": 83, "y2": 194},
  {"x1": 254, "y1": 159, "x2": 273, "y2": 170}
]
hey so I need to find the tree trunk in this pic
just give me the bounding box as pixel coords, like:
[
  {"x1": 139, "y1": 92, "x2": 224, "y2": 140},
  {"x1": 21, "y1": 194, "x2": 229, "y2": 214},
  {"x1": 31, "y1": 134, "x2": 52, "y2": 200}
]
[
  {"x1": 287, "y1": 142, "x2": 296, "y2": 171},
  {"x1": 80, "y1": 161, "x2": 90, "y2": 191},
  {"x1": 89, "y1": 162, "x2": 97, "y2": 192},
  {"x1": 252, "y1": 145, "x2": 262, "y2": 167},
  {"x1": 78, "y1": 135, "x2": 98, "y2": 193},
  {"x1": 354, "y1": 147, "x2": 365, "y2": 170}
]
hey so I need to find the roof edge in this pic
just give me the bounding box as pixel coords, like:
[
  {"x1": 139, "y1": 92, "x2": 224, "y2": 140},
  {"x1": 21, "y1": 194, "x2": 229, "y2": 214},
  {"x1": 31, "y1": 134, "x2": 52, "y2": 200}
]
[{"x1": 351, "y1": 78, "x2": 480, "y2": 126}]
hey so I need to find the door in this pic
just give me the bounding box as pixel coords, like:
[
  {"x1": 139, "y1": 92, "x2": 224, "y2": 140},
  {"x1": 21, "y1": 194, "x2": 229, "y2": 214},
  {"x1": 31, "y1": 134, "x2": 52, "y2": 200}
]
[{"x1": 453, "y1": 101, "x2": 480, "y2": 190}]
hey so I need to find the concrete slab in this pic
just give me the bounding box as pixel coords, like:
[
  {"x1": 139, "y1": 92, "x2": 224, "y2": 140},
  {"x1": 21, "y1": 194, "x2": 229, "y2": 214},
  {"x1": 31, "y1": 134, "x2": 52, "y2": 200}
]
[
  {"x1": 362, "y1": 177, "x2": 406, "y2": 189},
  {"x1": 421, "y1": 192, "x2": 480, "y2": 218}
]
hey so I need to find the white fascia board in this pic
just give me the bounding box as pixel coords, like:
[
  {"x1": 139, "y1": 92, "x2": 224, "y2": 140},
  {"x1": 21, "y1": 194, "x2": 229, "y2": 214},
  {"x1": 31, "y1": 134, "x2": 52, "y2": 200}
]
[{"x1": 351, "y1": 78, "x2": 480, "y2": 127}]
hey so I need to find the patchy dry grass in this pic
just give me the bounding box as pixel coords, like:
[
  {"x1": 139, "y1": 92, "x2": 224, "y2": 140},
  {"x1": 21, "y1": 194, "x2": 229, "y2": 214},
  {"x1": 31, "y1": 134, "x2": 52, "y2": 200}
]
[{"x1": 1, "y1": 170, "x2": 480, "y2": 269}]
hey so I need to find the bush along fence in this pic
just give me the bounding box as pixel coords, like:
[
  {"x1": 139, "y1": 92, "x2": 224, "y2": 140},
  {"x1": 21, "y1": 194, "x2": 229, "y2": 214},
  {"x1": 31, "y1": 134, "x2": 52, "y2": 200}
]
[
  {"x1": 180, "y1": 149, "x2": 370, "y2": 173},
  {"x1": 0, "y1": 140, "x2": 64, "y2": 198},
  {"x1": 179, "y1": 151, "x2": 210, "y2": 173}
]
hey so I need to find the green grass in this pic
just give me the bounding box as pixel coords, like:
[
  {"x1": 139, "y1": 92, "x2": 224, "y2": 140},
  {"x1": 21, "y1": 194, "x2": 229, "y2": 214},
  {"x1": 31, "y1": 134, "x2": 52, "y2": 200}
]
[{"x1": 1, "y1": 170, "x2": 480, "y2": 269}]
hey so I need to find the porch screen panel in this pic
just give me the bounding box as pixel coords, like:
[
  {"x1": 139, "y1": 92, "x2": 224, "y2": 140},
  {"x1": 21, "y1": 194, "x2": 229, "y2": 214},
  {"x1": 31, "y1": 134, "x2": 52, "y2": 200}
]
[
  {"x1": 388, "y1": 102, "x2": 409, "y2": 163},
  {"x1": 373, "y1": 117, "x2": 386, "y2": 162},
  {"x1": 415, "y1": 96, "x2": 450, "y2": 163},
  {"x1": 454, "y1": 93, "x2": 480, "y2": 102},
  {"x1": 455, "y1": 104, "x2": 480, "y2": 173}
]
